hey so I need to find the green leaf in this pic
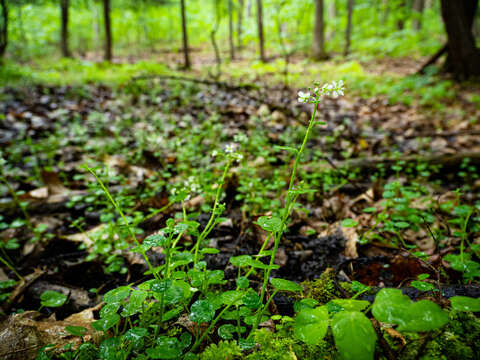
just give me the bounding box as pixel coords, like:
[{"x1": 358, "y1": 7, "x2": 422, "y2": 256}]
[
  {"x1": 397, "y1": 300, "x2": 448, "y2": 332},
  {"x1": 372, "y1": 289, "x2": 448, "y2": 332},
  {"x1": 341, "y1": 219, "x2": 358, "y2": 228},
  {"x1": 200, "y1": 248, "x2": 220, "y2": 254},
  {"x1": 229, "y1": 255, "x2": 252, "y2": 268},
  {"x1": 270, "y1": 278, "x2": 302, "y2": 293},
  {"x1": 255, "y1": 216, "x2": 283, "y2": 232},
  {"x1": 65, "y1": 326, "x2": 87, "y2": 337},
  {"x1": 273, "y1": 145, "x2": 298, "y2": 154},
  {"x1": 294, "y1": 306, "x2": 329, "y2": 345},
  {"x1": 332, "y1": 311, "x2": 376, "y2": 360},
  {"x1": 189, "y1": 299, "x2": 215, "y2": 323},
  {"x1": 121, "y1": 290, "x2": 148, "y2": 317},
  {"x1": 450, "y1": 296, "x2": 480, "y2": 312},
  {"x1": 372, "y1": 288, "x2": 411, "y2": 325},
  {"x1": 91, "y1": 314, "x2": 120, "y2": 331},
  {"x1": 125, "y1": 327, "x2": 148, "y2": 342},
  {"x1": 221, "y1": 290, "x2": 244, "y2": 306},
  {"x1": 103, "y1": 286, "x2": 130, "y2": 304},
  {"x1": 410, "y1": 280, "x2": 435, "y2": 292},
  {"x1": 218, "y1": 324, "x2": 236, "y2": 340},
  {"x1": 146, "y1": 336, "x2": 182, "y2": 359},
  {"x1": 293, "y1": 298, "x2": 319, "y2": 312},
  {"x1": 40, "y1": 290, "x2": 68, "y2": 308},
  {"x1": 151, "y1": 279, "x2": 173, "y2": 294},
  {"x1": 242, "y1": 290, "x2": 262, "y2": 309},
  {"x1": 236, "y1": 276, "x2": 249, "y2": 289},
  {"x1": 329, "y1": 299, "x2": 370, "y2": 312}
]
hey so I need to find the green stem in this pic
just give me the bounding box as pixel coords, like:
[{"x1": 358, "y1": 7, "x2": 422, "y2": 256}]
[
  {"x1": 193, "y1": 159, "x2": 231, "y2": 263},
  {"x1": 86, "y1": 166, "x2": 159, "y2": 281},
  {"x1": 0, "y1": 255, "x2": 23, "y2": 281}
]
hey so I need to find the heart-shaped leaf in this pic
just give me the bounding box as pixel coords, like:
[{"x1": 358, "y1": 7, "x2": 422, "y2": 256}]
[
  {"x1": 397, "y1": 300, "x2": 449, "y2": 332},
  {"x1": 294, "y1": 306, "x2": 329, "y2": 345},
  {"x1": 332, "y1": 311, "x2": 376, "y2": 360}
]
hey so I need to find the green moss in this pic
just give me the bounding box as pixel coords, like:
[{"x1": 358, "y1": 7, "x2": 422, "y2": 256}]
[
  {"x1": 199, "y1": 340, "x2": 243, "y2": 360},
  {"x1": 301, "y1": 268, "x2": 341, "y2": 304},
  {"x1": 245, "y1": 329, "x2": 335, "y2": 360},
  {"x1": 381, "y1": 311, "x2": 480, "y2": 360}
]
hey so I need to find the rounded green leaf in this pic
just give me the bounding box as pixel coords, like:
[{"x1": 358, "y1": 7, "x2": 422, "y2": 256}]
[
  {"x1": 330, "y1": 299, "x2": 370, "y2": 312},
  {"x1": 332, "y1": 311, "x2": 376, "y2": 360},
  {"x1": 256, "y1": 216, "x2": 283, "y2": 232},
  {"x1": 397, "y1": 300, "x2": 449, "y2": 332},
  {"x1": 151, "y1": 279, "x2": 173, "y2": 294},
  {"x1": 230, "y1": 255, "x2": 252, "y2": 268},
  {"x1": 294, "y1": 306, "x2": 329, "y2": 345},
  {"x1": 372, "y1": 288, "x2": 411, "y2": 325},
  {"x1": 189, "y1": 299, "x2": 215, "y2": 323},
  {"x1": 91, "y1": 314, "x2": 121, "y2": 331},
  {"x1": 40, "y1": 290, "x2": 68, "y2": 308},
  {"x1": 103, "y1": 286, "x2": 131, "y2": 304},
  {"x1": 242, "y1": 291, "x2": 261, "y2": 309},
  {"x1": 270, "y1": 278, "x2": 302, "y2": 293},
  {"x1": 146, "y1": 336, "x2": 182, "y2": 359},
  {"x1": 236, "y1": 276, "x2": 249, "y2": 289},
  {"x1": 218, "y1": 324, "x2": 236, "y2": 340},
  {"x1": 450, "y1": 296, "x2": 480, "y2": 312}
]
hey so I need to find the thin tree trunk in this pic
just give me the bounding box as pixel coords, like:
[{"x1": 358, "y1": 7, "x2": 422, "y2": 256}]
[
  {"x1": 0, "y1": 0, "x2": 7, "y2": 58},
  {"x1": 411, "y1": 0, "x2": 425, "y2": 31},
  {"x1": 237, "y1": 0, "x2": 244, "y2": 50},
  {"x1": 440, "y1": 0, "x2": 480, "y2": 79},
  {"x1": 60, "y1": 0, "x2": 71, "y2": 57},
  {"x1": 344, "y1": 0, "x2": 354, "y2": 56},
  {"x1": 228, "y1": 0, "x2": 235, "y2": 60},
  {"x1": 180, "y1": 0, "x2": 191, "y2": 69},
  {"x1": 256, "y1": 0, "x2": 266, "y2": 62},
  {"x1": 381, "y1": 0, "x2": 389, "y2": 26},
  {"x1": 312, "y1": 0, "x2": 327, "y2": 60},
  {"x1": 103, "y1": 0, "x2": 112, "y2": 61},
  {"x1": 327, "y1": 0, "x2": 337, "y2": 40},
  {"x1": 396, "y1": 0, "x2": 406, "y2": 30},
  {"x1": 474, "y1": 14, "x2": 480, "y2": 39}
]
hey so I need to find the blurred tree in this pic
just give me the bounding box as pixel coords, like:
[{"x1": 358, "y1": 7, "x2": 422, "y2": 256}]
[
  {"x1": 327, "y1": 0, "x2": 337, "y2": 40},
  {"x1": 0, "y1": 0, "x2": 7, "y2": 58},
  {"x1": 228, "y1": 0, "x2": 235, "y2": 59},
  {"x1": 103, "y1": 0, "x2": 112, "y2": 61},
  {"x1": 344, "y1": 0, "x2": 354, "y2": 56},
  {"x1": 180, "y1": 0, "x2": 190, "y2": 68},
  {"x1": 411, "y1": 0, "x2": 424, "y2": 31},
  {"x1": 256, "y1": 0, "x2": 265, "y2": 61},
  {"x1": 237, "y1": 0, "x2": 244, "y2": 50},
  {"x1": 440, "y1": 0, "x2": 480, "y2": 79},
  {"x1": 60, "y1": 0, "x2": 71, "y2": 57},
  {"x1": 312, "y1": 0, "x2": 327, "y2": 60}
]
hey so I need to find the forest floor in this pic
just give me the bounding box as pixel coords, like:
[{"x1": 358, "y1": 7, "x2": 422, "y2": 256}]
[{"x1": 1, "y1": 54, "x2": 480, "y2": 359}]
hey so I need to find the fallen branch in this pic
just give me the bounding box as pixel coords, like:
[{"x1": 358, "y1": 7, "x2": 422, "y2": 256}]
[{"x1": 418, "y1": 44, "x2": 448, "y2": 74}]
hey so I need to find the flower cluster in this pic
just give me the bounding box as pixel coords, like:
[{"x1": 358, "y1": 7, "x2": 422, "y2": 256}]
[
  {"x1": 211, "y1": 143, "x2": 243, "y2": 161},
  {"x1": 297, "y1": 80, "x2": 345, "y2": 103}
]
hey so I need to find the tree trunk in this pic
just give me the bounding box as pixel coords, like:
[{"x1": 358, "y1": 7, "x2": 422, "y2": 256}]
[
  {"x1": 344, "y1": 0, "x2": 354, "y2": 56},
  {"x1": 60, "y1": 0, "x2": 71, "y2": 57},
  {"x1": 440, "y1": 0, "x2": 480, "y2": 79},
  {"x1": 474, "y1": 14, "x2": 480, "y2": 39},
  {"x1": 0, "y1": 0, "x2": 7, "y2": 58},
  {"x1": 180, "y1": 0, "x2": 191, "y2": 69},
  {"x1": 237, "y1": 0, "x2": 244, "y2": 50},
  {"x1": 103, "y1": 0, "x2": 112, "y2": 61},
  {"x1": 327, "y1": 0, "x2": 337, "y2": 40},
  {"x1": 396, "y1": 0, "x2": 406, "y2": 30},
  {"x1": 411, "y1": 0, "x2": 424, "y2": 31},
  {"x1": 228, "y1": 0, "x2": 235, "y2": 60},
  {"x1": 256, "y1": 0, "x2": 266, "y2": 62},
  {"x1": 312, "y1": 0, "x2": 327, "y2": 60},
  {"x1": 381, "y1": 0, "x2": 389, "y2": 26}
]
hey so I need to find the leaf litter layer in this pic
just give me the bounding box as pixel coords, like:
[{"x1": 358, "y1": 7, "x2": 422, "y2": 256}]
[{"x1": 0, "y1": 77, "x2": 480, "y2": 359}]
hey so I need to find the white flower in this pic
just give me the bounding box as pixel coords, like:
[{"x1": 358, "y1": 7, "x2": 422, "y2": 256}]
[
  {"x1": 211, "y1": 150, "x2": 218, "y2": 158},
  {"x1": 225, "y1": 143, "x2": 236, "y2": 154},
  {"x1": 298, "y1": 91, "x2": 311, "y2": 103}
]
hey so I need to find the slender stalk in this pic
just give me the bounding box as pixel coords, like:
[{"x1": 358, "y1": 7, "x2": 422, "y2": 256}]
[
  {"x1": 193, "y1": 159, "x2": 231, "y2": 263},
  {"x1": 86, "y1": 166, "x2": 159, "y2": 280}
]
